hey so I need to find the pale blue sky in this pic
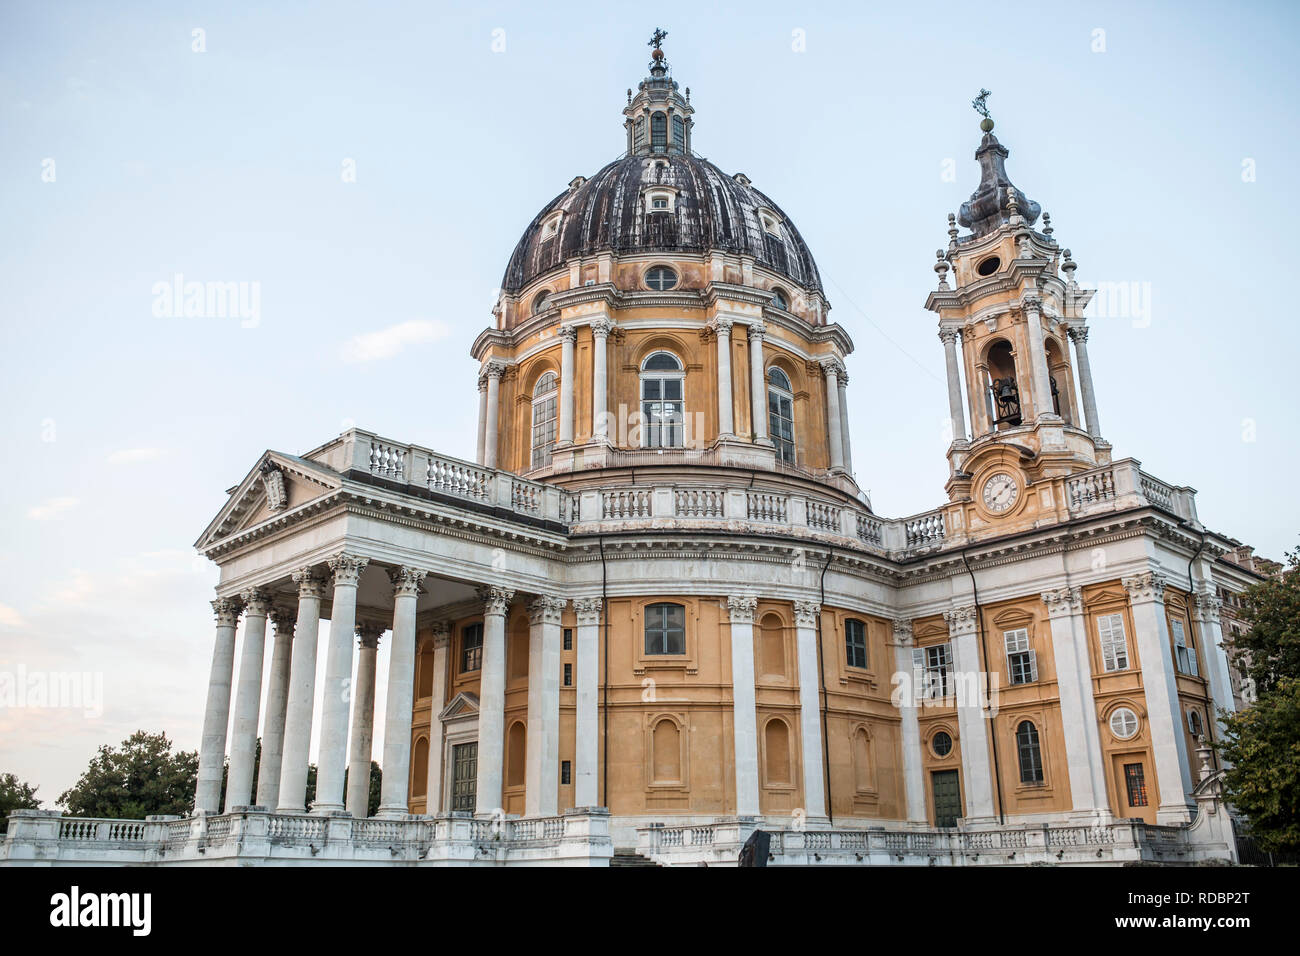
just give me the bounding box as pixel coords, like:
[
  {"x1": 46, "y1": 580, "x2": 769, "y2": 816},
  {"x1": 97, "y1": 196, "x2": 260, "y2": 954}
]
[{"x1": 2, "y1": 0, "x2": 1297, "y2": 799}]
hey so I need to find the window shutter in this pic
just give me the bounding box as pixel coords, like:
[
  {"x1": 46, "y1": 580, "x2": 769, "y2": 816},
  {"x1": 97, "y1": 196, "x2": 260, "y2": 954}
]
[
  {"x1": 1028, "y1": 648, "x2": 1038, "y2": 683},
  {"x1": 912, "y1": 648, "x2": 926, "y2": 701},
  {"x1": 1189, "y1": 644, "x2": 1199, "y2": 677}
]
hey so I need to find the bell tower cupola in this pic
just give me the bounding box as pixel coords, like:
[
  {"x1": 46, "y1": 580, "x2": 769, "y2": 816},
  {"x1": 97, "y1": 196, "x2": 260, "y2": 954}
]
[
  {"x1": 926, "y1": 91, "x2": 1109, "y2": 505},
  {"x1": 623, "y1": 28, "x2": 694, "y2": 156}
]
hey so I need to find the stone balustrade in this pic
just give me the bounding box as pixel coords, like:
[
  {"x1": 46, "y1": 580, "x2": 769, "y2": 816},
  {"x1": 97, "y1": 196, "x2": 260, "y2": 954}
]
[
  {"x1": 636, "y1": 816, "x2": 1232, "y2": 867},
  {"x1": 0, "y1": 808, "x2": 612, "y2": 868}
]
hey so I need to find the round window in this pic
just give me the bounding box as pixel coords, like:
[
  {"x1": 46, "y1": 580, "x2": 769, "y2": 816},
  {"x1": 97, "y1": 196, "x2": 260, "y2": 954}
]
[
  {"x1": 976, "y1": 256, "x2": 1001, "y2": 277},
  {"x1": 1110, "y1": 707, "x2": 1139, "y2": 740},
  {"x1": 932, "y1": 731, "x2": 953, "y2": 757},
  {"x1": 645, "y1": 266, "x2": 678, "y2": 291}
]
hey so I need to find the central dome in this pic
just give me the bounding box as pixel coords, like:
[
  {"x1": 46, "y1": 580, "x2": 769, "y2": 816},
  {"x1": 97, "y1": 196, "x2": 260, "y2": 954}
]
[{"x1": 501, "y1": 151, "x2": 823, "y2": 296}]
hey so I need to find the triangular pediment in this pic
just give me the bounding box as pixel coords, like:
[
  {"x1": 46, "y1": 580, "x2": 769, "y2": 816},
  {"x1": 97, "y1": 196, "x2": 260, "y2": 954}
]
[
  {"x1": 439, "y1": 691, "x2": 479, "y2": 721},
  {"x1": 195, "y1": 451, "x2": 342, "y2": 550}
]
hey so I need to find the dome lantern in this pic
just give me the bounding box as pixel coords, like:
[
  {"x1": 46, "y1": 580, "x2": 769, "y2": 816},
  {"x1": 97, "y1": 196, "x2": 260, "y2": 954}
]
[{"x1": 623, "y1": 28, "x2": 693, "y2": 156}]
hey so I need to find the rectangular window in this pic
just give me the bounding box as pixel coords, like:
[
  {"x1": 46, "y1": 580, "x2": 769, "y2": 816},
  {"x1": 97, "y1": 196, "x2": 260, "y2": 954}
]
[
  {"x1": 1124, "y1": 762, "x2": 1148, "y2": 808},
  {"x1": 461, "y1": 622, "x2": 484, "y2": 673},
  {"x1": 644, "y1": 602, "x2": 686, "y2": 655},
  {"x1": 564, "y1": 662, "x2": 572, "y2": 687},
  {"x1": 451, "y1": 742, "x2": 478, "y2": 813},
  {"x1": 1171, "y1": 619, "x2": 1199, "y2": 677},
  {"x1": 1004, "y1": 628, "x2": 1038, "y2": 685},
  {"x1": 561, "y1": 760, "x2": 571, "y2": 786},
  {"x1": 912, "y1": 643, "x2": 953, "y2": 699},
  {"x1": 1098, "y1": 613, "x2": 1128, "y2": 672},
  {"x1": 531, "y1": 394, "x2": 557, "y2": 469},
  {"x1": 845, "y1": 619, "x2": 868, "y2": 669},
  {"x1": 563, "y1": 628, "x2": 573, "y2": 651}
]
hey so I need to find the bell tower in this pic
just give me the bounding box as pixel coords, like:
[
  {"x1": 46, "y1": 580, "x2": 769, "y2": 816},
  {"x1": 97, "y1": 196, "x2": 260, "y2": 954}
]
[{"x1": 926, "y1": 92, "x2": 1109, "y2": 510}]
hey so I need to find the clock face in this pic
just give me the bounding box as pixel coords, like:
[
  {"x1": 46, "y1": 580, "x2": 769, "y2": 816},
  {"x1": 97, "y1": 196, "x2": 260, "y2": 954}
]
[{"x1": 982, "y1": 472, "x2": 1020, "y2": 513}]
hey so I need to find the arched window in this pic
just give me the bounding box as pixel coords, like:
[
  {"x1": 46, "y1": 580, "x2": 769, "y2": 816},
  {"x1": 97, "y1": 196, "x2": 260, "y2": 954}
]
[
  {"x1": 845, "y1": 617, "x2": 868, "y2": 669},
  {"x1": 671, "y1": 113, "x2": 685, "y2": 150},
  {"x1": 984, "y1": 340, "x2": 1021, "y2": 429},
  {"x1": 411, "y1": 737, "x2": 429, "y2": 798},
  {"x1": 1188, "y1": 710, "x2": 1204, "y2": 738},
  {"x1": 767, "y1": 367, "x2": 795, "y2": 463},
  {"x1": 770, "y1": 287, "x2": 789, "y2": 311},
  {"x1": 1016, "y1": 720, "x2": 1044, "y2": 784},
  {"x1": 765, "y1": 720, "x2": 791, "y2": 786},
  {"x1": 634, "y1": 116, "x2": 647, "y2": 151},
  {"x1": 759, "y1": 613, "x2": 786, "y2": 679},
  {"x1": 531, "y1": 371, "x2": 558, "y2": 468},
  {"x1": 651, "y1": 111, "x2": 667, "y2": 151},
  {"x1": 644, "y1": 602, "x2": 685, "y2": 655},
  {"x1": 507, "y1": 722, "x2": 526, "y2": 788},
  {"x1": 640, "y1": 352, "x2": 684, "y2": 448},
  {"x1": 644, "y1": 265, "x2": 678, "y2": 290},
  {"x1": 652, "y1": 718, "x2": 681, "y2": 783},
  {"x1": 531, "y1": 290, "x2": 552, "y2": 314}
]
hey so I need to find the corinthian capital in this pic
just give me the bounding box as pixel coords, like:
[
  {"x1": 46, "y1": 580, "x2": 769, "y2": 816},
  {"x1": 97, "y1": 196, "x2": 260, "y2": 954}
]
[
  {"x1": 291, "y1": 567, "x2": 326, "y2": 600},
  {"x1": 1021, "y1": 293, "x2": 1043, "y2": 313},
  {"x1": 477, "y1": 585, "x2": 515, "y2": 617},
  {"x1": 793, "y1": 600, "x2": 820, "y2": 629},
  {"x1": 211, "y1": 596, "x2": 244, "y2": 627},
  {"x1": 270, "y1": 605, "x2": 298, "y2": 633},
  {"x1": 355, "y1": 621, "x2": 384, "y2": 649},
  {"x1": 328, "y1": 553, "x2": 369, "y2": 586},
  {"x1": 484, "y1": 360, "x2": 508, "y2": 380},
  {"x1": 574, "y1": 596, "x2": 603, "y2": 625},
  {"x1": 709, "y1": 315, "x2": 735, "y2": 334},
  {"x1": 726, "y1": 594, "x2": 758, "y2": 624},
  {"x1": 1122, "y1": 572, "x2": 1166, "y2": 604},
  {"x1": 747, "y1": 321, "x2": 767, "y2": 342},
  {"x1": 1194, "y1": 591, "x2": 1222, "y2": 623},
  {"x1": 1040, "y1": 586, "x2": 1083, "y2": 618},
  {"x1": 590, "y1": 316, "x2": 613, "y2": 337},
  {"x1": 938, "y1": 327, "x2": 961, "y2": 346},
  {"x1": 389, "y1": 566, "x2": 427, "y2": 598},
  {"x1": 528, "y1": 595, "x2": 566, "y2": 626},
  {"x1": 240, "y1": 587, "x2": 274, "y2": 616},
  {"x1": 1066, "y1": 324, "x2": 1090, "y2": 344},
  {"x1": 943, "y1": 605, "x2": 977, "y2": 637},
  {"x1": 558, "y1": 324, "x2": 578, "y2": 344},
  {"x1": 429, "y1": 621, "x2": 452, "y2": 649},
  {"x1": 819, "y1": 356, "x2": 846, "y2": 379}
]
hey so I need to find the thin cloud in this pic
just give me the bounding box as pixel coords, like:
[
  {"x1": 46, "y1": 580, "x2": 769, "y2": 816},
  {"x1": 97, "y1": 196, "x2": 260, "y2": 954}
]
[
  {"x1": 27, "y1": 497, "x2": 79, "y2": 520},
  {"x1": 340, "y1": 319, "x2": 450, "y2": 363},
  {"x1": 0, "y1": 603, "x2": 24, "y2": 629},
  {"x1": 107, "y1": 447, "x2": 166, "y2": 465}
]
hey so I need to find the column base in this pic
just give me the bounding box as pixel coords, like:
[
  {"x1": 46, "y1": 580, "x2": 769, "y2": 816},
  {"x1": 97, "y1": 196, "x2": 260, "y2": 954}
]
[
  {"x1": 308, "y1": 804, "x2": 350, "y2": 817},
  {"x1": 375, "y1": 807, "x2": 413, "y2": 820}
]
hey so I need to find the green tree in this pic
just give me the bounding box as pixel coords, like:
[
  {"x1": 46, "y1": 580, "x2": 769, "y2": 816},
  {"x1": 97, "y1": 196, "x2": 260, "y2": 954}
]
[
  {"x1": 0, "y1": 773, "x2": 42, "y2": 833},
  {"x1": 1232, "y1": 546, "x2": 1300, "y2": 696},
  {"x1": 58, "y1": 731, "x2": 198, "y2": 819},
  {"x1": 1218, "y1": 677, "x2": 1300, "y2": 853}
]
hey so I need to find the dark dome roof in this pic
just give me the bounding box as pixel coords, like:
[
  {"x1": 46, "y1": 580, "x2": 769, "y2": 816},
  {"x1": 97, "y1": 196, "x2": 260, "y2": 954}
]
[{"x1": 502, "y1": 152, "x2": 823, "y2": 294}]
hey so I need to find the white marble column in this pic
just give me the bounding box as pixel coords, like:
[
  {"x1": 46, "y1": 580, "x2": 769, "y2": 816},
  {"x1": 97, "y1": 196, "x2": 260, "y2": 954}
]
[
  {"x1": 591, "y1": 317, "x2": 612, "y2": 442},
  {"x1": 312, "y1": 553, "x2": 368, "y2": 814},
  {"x1": 712, "y1": 316, "x2": 735, "y2": 438},
  {"x1": 727, "y1": 595, "x2": 760, "y2": 817},
  {"x1": 1022, "y1": 293, "x2": 1056, "y2": 421},
  {"x1": 526, "y1": 595, "x2": 565, "y2": 817},
  {"x1": 573, "y1": 597, "x2": 602, "y2": 807},
  {"x1": 475, "y1": 585, "x2": 514, "y2": 815},
  {"x1": 483, "y1": 362, "x2": 504, "y2": 469},
  {"x1": 277, "y1": 569, "x2": 324, "y2": 812},
  {"x1": 747, "y1": 322, "x2": 771, "y2": 445},
  {"x1": 836, "y1": 370, "x2": 854, "y2": 475},
  {"x1": 256, "y1": 605, "x2": 296, "y2": 808},
  {"x1": 891, "y1": 619, "x2": 928, "y2": 824},
  {"x1": 377, "y1": 566, "x2": 426, "y2": 818},
  {"x1": 345, "y1": 622, "x2": 383, "y2": 818},
  {"x1": 424, "y1": 623, "x2": 451, "y2": 813},
  {"x1": 195, "y1": 596, "x2": 243, "y2": 813},
  {"x1": 225, "y1": 587, "x2": 271, "y2": 812},
  {"x1": 793, "y1": 601, "x2": 825, "y2": 819},
  {"x1": 821, "y1": 358, "x2": 845, "y2": 471},
  {"x1": 939, "y1": 327, "x2": 968, "y2": 443},
  {"x1": 1124, "y1": 572, "x2": 1194, "y2": 822},
  {"x1": 1042, "y1": 587, "x2": 1110, "y2": 817},
  {"x1": 946, "y1": 605, "x2": 995, "y2": 821},
  {"x1": 1192, "y1": 589, "x2": 1237, "y2": 734},
  {"x1": 475, "y1": 375, "x2": 488, "y2": 465},
  {"x1": 1067, "y1": 326, "x2": 1101, "y2": 438},
  {"x1": 558, "y1": 325, "x2": 576, "y2": 445}
]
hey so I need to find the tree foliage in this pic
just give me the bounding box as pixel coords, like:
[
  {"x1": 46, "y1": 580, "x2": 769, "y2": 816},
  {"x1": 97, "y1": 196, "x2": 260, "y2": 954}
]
[
  {"x1": 0, "y1": 773, "x2": 42, "y2": 832},
  {"x1": 1232, "y1": 546, "x2": 1300, "y2": 697},
  {"x1": 1218, "y1": 677, "x2": 1300, "y2": 854},
  {"x1": 58, "y1": 730, "x2": 198, "y2": 819}
]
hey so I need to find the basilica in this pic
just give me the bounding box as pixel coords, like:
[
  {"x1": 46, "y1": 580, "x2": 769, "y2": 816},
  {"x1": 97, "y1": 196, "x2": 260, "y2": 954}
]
[{"x1": 2, "y1": 38, "x2": 1260, "y2": 866}]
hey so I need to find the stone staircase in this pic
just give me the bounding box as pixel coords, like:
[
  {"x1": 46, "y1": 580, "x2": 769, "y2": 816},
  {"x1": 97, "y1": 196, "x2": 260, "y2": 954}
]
[{"x1": 609, "y1": 848, "x2": 661, "y2": 868}]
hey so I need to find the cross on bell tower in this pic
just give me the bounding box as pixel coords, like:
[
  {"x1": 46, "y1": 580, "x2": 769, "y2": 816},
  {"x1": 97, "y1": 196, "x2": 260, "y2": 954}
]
[{"x1": 926, "y1": 93, "x2": 1109, "y2": 506}]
